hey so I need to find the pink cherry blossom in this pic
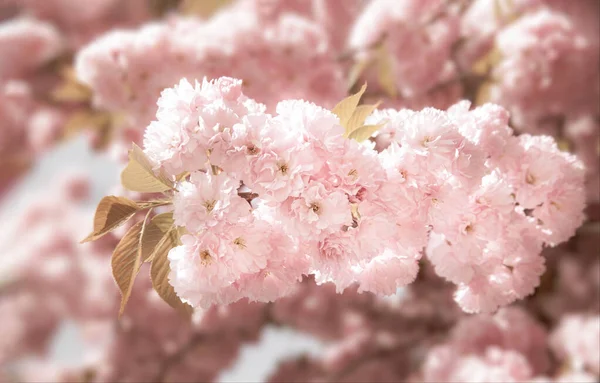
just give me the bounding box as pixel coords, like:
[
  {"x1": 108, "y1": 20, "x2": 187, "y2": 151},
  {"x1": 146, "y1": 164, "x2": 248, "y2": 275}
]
[
  {"x1": 173, "y1": 171, "x2": 250, "y2": 233},
  {"x1": 282, "y1": 181, "x2": 352, "y2": 237}
]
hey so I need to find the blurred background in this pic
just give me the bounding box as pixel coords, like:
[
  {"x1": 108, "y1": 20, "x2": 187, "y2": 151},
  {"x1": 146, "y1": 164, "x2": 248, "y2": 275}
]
[{"x1": 0, "y1": 0, "x2": 598, "y2": 382}]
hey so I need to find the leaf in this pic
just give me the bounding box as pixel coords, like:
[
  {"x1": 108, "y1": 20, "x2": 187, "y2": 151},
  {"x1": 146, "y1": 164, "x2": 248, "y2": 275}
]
[
  {"x1": 556, "y1": 138, "x2": 571, "y2": 152},
  {"x1": 493, "y1": 0, "x2": 505, "y2": 22},
  {"x1": 176, "y1": 226, "x2": 189, "y2": 243},
  {"x1": 51, "y1": 66, "x2": 92, "y2": 103},
  {"x1": 52, "y1": 81, "x2": 91, "y2": 103},
  {"x1": 345, "y1": 102, "x2": 381, "y2": 137},
  {"x1": 136, "y1": 200, "x2": 172, "y2": 210},
  {"x1": 121, "y1": 144, "x2": 173, "y2": 193},
  {"x1": 475, "y1": 81, "x2": 494, "y2": 106},
  {"x1": 347, "y1": 59, "x2": 370, "y2": 92},
  {"x1": 141, "y1": 212, "x2": 174, "y2": 262},
  {"x1": 375, "y1": 43, "x2": 398, "y2": 98},
  {"x1": 82, "y1": 196, "x2": 140, "y2": 243},
  {"x1": 493, "y1": 0, "x2": 519, "y2": 24},
  {"x1": 332, "y1": 83, "x2": 367, "y2": 129},
  {"x1": 52, "y1": 81, "x2": 92, "y2": 103},
  {"x1": 111, "y1": 220, "x2": 144, "y2": 316},
  {"x1": 150, "y1": 226, "x2": 193, "y2": 315},
  {"x1": 180, "y1": 0, "x2": 233, "y2": 17},
  {"x1": 152, "y1": 212, "x2": 174, "y2": 230},
  {"x1": 472, "y1": 47, "x2": 502, "y2": 76},
  {"x1": 175, "y1": 171, "x2": 190, "y2": 182},
  {"x1": 62, "y1": 111, "x2": 112, "y2": 141},
  {"x1": 148, "y1": 0, "x2": 180, "y2": 16},
  {"x1": 347, "y1": 123, "x2": 387, "y2": 142}
]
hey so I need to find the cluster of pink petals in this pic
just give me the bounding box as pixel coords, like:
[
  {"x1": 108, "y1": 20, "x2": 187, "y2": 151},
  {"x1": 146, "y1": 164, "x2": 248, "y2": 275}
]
[
  {"x1": 6, "y1": 0, "x2": 150, "y2": 49},
  {"x1": 68, "y1": 0, "x2": 599, "y2": 207},
  {"x1": 0, "y1": 1, "x2": 597, "y2": 381},
  {"x1": 0, "y1": 2, "x2": 153, "y2": 201},
  {"x1": 488, "y1": 4, "x2": 600, "y2": 132},
  {"x1": 0, "y1": 18, "x2": 67, "y2": 199},
  {"x1": 0, "y1": 17, "x2": 62, "y2": 81},
  {"x1": 421, "y1": 307, "x2": 599, "y2": 382},
  {"x1": 549, "y1": 314, "x2": 600, "y2": 376},
  {"x1": 140, "y1": 76, "x2": 587, "y2": 313},
  {"x1": 88, "y1": 275, "x2": 267, "y2": 383},
  {"x1": 460, "y1": 0, "x2": 600, "y2": 204},
  {"x1": 0, "y1": 175, "x2": 116, "y2": 367},
  {"x1": 246, "y1": 0, "x2": 365, "y2": 53},
  {"x1": 351, "y1": 0, "x2": 599, "y2": 203},
  {"x1": 75, "y1": 2, "x2": 345, "y2": 134},
  {"x1": 349, "y1": 0, "x2": 462, "y2": 100},
  {"x1": 0, "y1": 176, "x2": 269, "y2": 382}
]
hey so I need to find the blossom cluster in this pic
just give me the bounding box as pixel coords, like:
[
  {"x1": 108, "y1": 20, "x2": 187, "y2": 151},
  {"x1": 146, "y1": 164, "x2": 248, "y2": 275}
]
[
  {"x1": 420, "y1": 308, "x2": 599, "y2": 382},
  {"x1": 75, "y1": 1, "x2": 346, "y2": 130},
  {"x1": 138, "y1": 76, "x2": 586, "y2": 313},
  {"x1": 0, "y1": 0, "x2": 598, "y2": 381},
  {"x1": 0, "y1": 177, "x2": 596, "y2": 381},
  {"x1": 0, "y1": 177, "x2": 268, "y2": 382},
  {"x1": 68, "y1": 0, "x2": 599, "y2": 204},
  {"x1": 268, "y1": 266, "x2": 600, "y2": 383},
  {"x1": 0, "y1": 1, "x2": 154, "y2": 201}
]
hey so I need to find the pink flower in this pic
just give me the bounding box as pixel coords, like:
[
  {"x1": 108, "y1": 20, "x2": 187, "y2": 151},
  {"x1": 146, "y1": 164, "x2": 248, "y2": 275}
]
[
  {"x1": 533, "y1": 184, "x2": 586, "y2": 245},
  {"x1": 245, "y1": 137, "x2": 317, "y2": 203},
  {"x1": 168, "y1": 221, "x2": 271, "y2": 308},
  {"x1": 282, "y1": 181, "x2": 352, "y2": 237},
  {"x1": 324, "y1": 139, "x2": 386, "y2": 196},
  {"x1": 135, "y1": 77, "x2": 585, "y2": 315},
  {"x1": 449, "y1": 347, "x2": 533, "y2": 383},
  {"x1": 0, "y1": 17, "x2": 63, "y2": 80},
  {"x1": 349, "y1": 0, "x2": 461, "y2": 98},
  {"x1": 402, "y1": 108, "x2": 463, "y2": 158},
  {"x1": 173, "y1": 172, "x2": 250, "y2": 233},
  {"x1": 454, "y1": 264, "x2": 515, "y2": 314},
  {"x1": 356, "y1": 248, "x2": 420, "y2": 296},
  {"x1": 378, "y1": 141, "x2": 432, "y2": 187},
  {"x1": 550, "y1": 315, "x2": 600, "y2": 376},
  {"x1": 274, "y1": 99, "x2": 346, "y2": 161},
  {"x1": 143, "y1": 77, "x2": 265, "y2": 177},
  {"x1": 427, "y1": 233, "x2": 477, "y2": 285},
  {"x1": 311, "y1": 231, "x2": 360, "y2": 291},
  {"x1": 169, "y1": 233, "x2": 238, "y2": 294},
  {"x1": 234, "y1": 227, "x2": 309, "y2": 303},
  {"x1": 510, "y1": 135, "x2": 570, "y2": 209},
  {"x1": 449, "y1": 102, "x2": 514, "y2": 163},
  {"x1": 209, "y1": 113, "x2": 272, "y2": 177},
  {"x1": 490, "y1": 8, "x2": 599, "y2": 130}
]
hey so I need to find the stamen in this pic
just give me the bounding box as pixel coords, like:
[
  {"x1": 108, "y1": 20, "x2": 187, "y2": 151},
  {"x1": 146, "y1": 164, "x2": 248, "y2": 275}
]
[
  {"x1": 204, "y1": 200, "x2": 216, "y2": 212},
  {"x1": 199, "y1": 250, "x2": 212, "y2": 266},
  {"x1": 233, "y1": 237, "x2": 247, "y2": 249},
  {"x1": 310, "y1": 202, "x2": 321, "y2": 214}
]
